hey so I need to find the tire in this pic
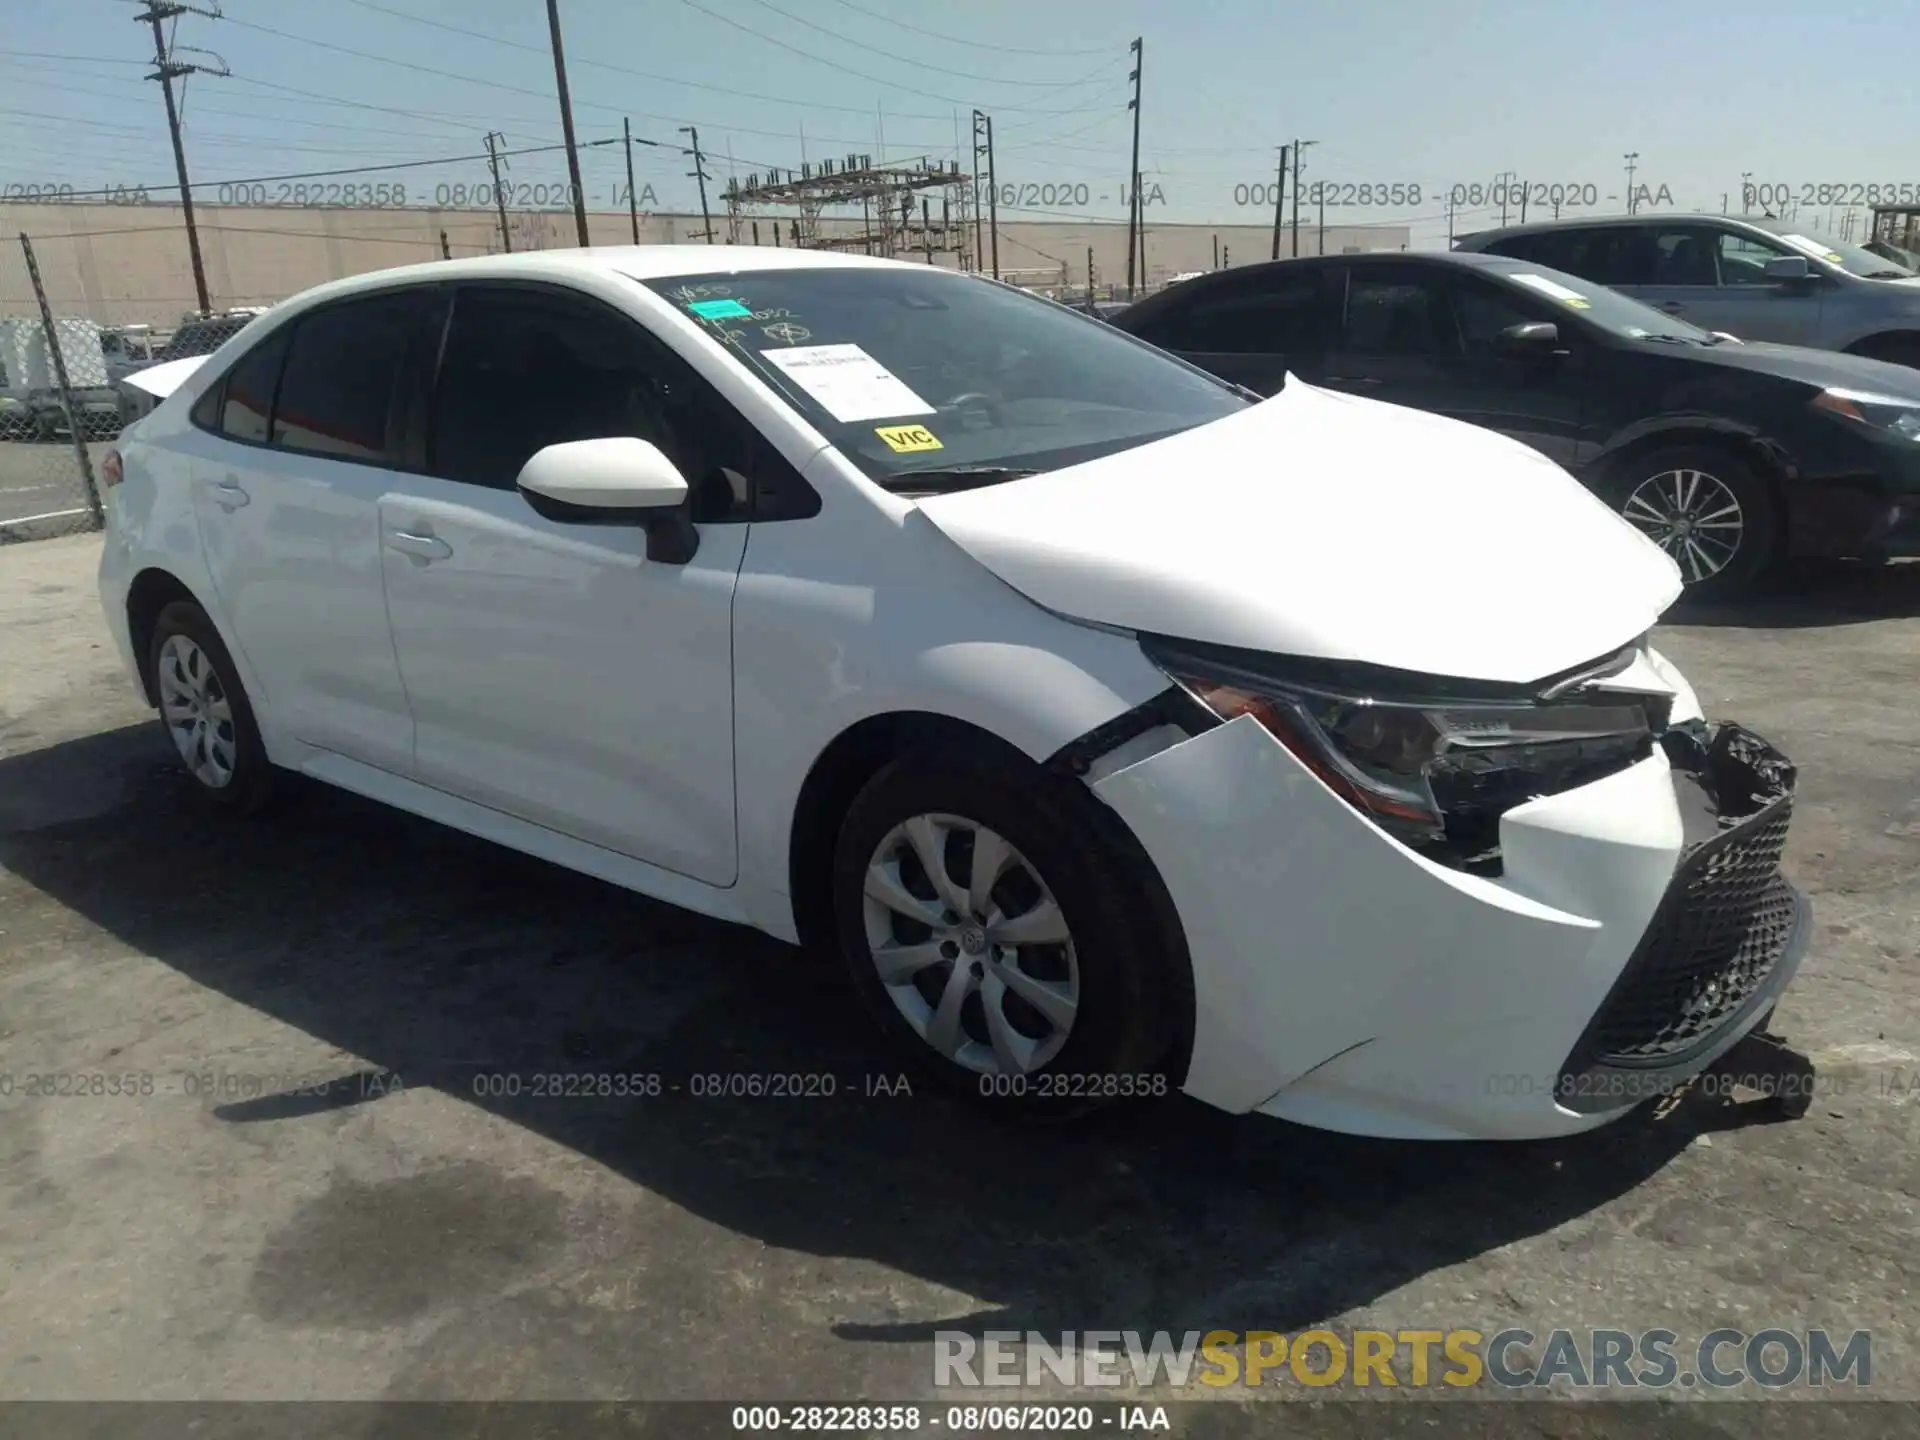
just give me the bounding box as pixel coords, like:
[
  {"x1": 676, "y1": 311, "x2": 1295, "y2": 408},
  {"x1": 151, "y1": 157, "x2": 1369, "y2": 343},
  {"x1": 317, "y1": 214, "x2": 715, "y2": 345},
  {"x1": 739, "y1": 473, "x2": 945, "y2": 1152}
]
[
  {"x1": 147, "y1": 600, "x2": 276, "y2": 813},
  {"x1": 830, "y1": 750, "x2": 1182, "y2": 1119},
  {"x1": 1600, "y1": 444, "x2": 1779, "y2": 600}
]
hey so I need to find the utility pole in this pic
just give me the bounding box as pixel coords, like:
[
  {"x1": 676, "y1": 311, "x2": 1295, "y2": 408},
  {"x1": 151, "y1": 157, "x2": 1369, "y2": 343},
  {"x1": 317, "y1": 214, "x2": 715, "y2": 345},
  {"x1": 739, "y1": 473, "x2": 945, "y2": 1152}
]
[
  {"x1": 1088, "y1": 244, "x2": 1095, "y2": 291},
  {"x1": 545, "y1": 0, "x2": 590, "y2": 246},
  {"x1": 439, "y1": 229, "x2": 451, "y2": 260},
  {"x1": 972, "y1": 109, "x2": 999, "y2": 279},
  {"x1": 1291, "y1": 139, "x2": 1316, "y2": 257},
  {"x1": 1623, "y1": 152, "x2": 1640, "y2": 215},
  {"x1": 1496, "y1": 169, "x2": 1515, "y2": 226},
  {"x1": 623, "y1": 117, "x2": 640, "y2": 242},
  {"x1": 1740, "y1": 171, "x2": 1752, "y2": 214},
  {"x1": 1125, "y1": 37, "x2": 1143, "y2": 299},
  {"x1": 1269, "y1": 145, "x2": 1289, "y2": 260},
  {"x1": 1221, "y1": 244, "x2": 1229, "y2": 267},
  {"x1": 1446, "y1": 193, "x2": 1456, "y2": 244},
  {"x1": 681, "y1": 126, "x2": 714, "y2": 242},
  {"x1": 1318, "y1": 185, "x2": 1326, "y2": 253},
  {"x1": 135, "y1": 1, "x2": 226, "y2": 317},
  {"x1": 485, "y1": 130, "x2": 512, "y2": 253},
  {"x1": 1518, "y1": 178, "x2": 1529, "y2": 224},
  {"x1": 1211, "y1": 233, "x2": 1218, "y2": 270}
]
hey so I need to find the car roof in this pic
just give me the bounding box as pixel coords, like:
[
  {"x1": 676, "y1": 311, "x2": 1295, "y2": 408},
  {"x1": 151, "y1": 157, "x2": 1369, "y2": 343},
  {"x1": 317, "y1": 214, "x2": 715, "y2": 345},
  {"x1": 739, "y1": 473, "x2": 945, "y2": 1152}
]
[
  {"x1": 1457, "y1": 213, "x2": 1787, "y2": 245},
  {"x1": 275, "y1": 244, "x2": 922, "y2": 312}
]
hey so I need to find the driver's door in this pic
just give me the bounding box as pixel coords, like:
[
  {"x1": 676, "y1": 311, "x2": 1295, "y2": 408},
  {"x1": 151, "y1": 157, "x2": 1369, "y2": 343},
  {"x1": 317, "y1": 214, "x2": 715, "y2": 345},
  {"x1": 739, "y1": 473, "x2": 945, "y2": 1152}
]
[{"x1": 377, "y1": 283, "x2": 751, "y2": 886}]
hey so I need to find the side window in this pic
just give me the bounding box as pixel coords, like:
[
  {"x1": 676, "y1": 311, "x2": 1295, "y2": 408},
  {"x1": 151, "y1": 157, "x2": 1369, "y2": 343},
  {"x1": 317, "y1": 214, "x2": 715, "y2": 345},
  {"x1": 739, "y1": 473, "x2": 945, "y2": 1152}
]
[
  {"x1": 271, "y1": 292, "x2": 427, "y2": 464},
  {"x1": 1449, "y1": 277, "x2": 1553, "y2": 354},
  {"x1": 1513, "y1": 228, "x2": 1656, "y2": 287},
  {"x1": 429, "y1": 285, "x2": 804, "y2": 521},
  {"x1": 217, "y1": 327, "x2": 290, "y2": 443},
  {"x1": 1154, "y1": 270, "x2": 1336, "y2": 354},
  {"x1": 1649, "y1": 227, "x2": 1721, "y2": 286},
  {"x1": 1715, "y1": 230, "x2": 1792, "y2": 285},
  {"x1": 1342, "y1": 271, "x2": 1459, "y2": 356}
]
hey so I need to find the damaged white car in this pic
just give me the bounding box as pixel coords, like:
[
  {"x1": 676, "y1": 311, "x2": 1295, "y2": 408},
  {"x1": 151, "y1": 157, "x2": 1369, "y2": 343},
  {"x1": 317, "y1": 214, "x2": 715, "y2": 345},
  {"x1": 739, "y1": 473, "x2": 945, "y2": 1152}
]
[{"x1": 97, "y1": 248, "x2": 1810, "y2": 1139}]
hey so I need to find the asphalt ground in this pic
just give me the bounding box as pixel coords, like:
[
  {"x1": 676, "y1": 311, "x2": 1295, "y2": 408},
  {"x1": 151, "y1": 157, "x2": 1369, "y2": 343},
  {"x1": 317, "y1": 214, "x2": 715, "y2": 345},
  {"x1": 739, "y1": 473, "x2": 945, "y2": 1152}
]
[{"x1": 1, "y1": 534, "x2": 1916, "y2": 1436}]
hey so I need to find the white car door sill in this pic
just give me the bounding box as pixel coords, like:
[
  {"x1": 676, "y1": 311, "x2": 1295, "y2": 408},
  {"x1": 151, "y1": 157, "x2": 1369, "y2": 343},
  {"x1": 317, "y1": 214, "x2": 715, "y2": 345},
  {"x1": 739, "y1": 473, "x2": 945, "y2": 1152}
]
[{"x1": 299, "y1": 750, "x2": 751, "y2": 927}]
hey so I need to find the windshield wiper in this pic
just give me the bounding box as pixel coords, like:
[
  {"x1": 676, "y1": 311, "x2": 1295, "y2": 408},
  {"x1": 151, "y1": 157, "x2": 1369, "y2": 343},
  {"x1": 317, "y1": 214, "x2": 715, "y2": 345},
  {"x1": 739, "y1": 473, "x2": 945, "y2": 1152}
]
[{"x1": 882, "y1": 465, "x2": 1041, "y2": 495}]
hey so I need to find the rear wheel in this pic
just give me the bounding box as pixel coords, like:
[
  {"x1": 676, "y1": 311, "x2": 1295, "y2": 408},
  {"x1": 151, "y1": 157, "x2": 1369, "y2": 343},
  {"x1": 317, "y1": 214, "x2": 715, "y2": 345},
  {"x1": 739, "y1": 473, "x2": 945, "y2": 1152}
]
[
  {"x1": 1602, "y1": 445, "x2": 1778, "y2": 599},
  {"x1": 147, "y1": 600, "x2": 275, "y2": 813},
  {"x1": 830, "y1": 752, "x2": 1182, "y2": 1118}
]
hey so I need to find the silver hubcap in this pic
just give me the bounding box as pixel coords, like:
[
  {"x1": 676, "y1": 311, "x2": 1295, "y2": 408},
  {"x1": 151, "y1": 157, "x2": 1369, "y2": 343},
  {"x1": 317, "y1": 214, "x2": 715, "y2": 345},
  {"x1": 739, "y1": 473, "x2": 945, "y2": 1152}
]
[
  {"x1": 1622, "y1": 468, "x2": 1744, "y2": 584},
  {"x1": 156, "y1": 634, "x2": 237, "y2": 788},
  {"x1": 862, "y1": 813, "x2": 1079, "y2": 1075}
]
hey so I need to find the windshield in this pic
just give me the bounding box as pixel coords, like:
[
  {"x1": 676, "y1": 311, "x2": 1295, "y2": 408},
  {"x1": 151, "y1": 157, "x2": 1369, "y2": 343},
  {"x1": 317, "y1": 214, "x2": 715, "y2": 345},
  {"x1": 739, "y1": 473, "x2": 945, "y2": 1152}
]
[
  {"x1": 1483, "y1": 259, "x2": 1720, "y2": 343},
  {"x1": 1751, "y1": 222, "x2": 1915, "y2": 279},
  {"x1": 640, "y1": 267, "x2": 1247, "y2": 487}
]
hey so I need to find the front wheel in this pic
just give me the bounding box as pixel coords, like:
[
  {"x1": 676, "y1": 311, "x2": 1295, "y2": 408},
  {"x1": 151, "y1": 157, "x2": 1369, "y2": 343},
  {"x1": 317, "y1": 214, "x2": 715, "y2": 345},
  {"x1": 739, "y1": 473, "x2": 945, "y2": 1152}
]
[
  {"x1": 1601, "y1": 445, "x2": 1778, "y2": 599},
  {"x1": 830, "y1": 753, "x2": 1183, "y2": 1118}
]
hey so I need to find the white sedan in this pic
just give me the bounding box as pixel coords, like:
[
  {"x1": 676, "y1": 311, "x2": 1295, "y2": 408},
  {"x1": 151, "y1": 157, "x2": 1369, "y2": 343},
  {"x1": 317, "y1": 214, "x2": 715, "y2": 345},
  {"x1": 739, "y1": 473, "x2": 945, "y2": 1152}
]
[{"x1": 97, "y1": 246, "x2": 1810, "y2": 1139}]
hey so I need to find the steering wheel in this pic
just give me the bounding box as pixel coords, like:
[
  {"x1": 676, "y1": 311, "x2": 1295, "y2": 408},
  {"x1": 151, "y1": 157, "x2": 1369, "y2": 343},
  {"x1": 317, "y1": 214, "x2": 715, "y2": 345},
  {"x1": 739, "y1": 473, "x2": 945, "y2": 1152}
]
[{"x1": 937, "y1": 390, "x2": 1003, "y2": 427}]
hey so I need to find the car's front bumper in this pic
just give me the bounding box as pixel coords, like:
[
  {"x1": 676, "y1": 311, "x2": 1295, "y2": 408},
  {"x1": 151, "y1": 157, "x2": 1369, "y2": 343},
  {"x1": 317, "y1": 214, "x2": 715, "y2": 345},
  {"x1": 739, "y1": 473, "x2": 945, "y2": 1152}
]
[
  {"x1": 1093, "y1": 711, "x2": 1809, "y2": 1140},
  {"x1": 1785, "y1": 432, "x2": 1920, "y2": 558}
]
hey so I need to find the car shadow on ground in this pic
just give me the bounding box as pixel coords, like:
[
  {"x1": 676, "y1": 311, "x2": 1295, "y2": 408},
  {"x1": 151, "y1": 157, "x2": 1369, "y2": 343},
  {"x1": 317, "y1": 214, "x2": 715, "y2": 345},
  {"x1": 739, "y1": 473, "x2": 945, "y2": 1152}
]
[
  {"x1": 0, "y1": 723, "x2": 1796, "y2": 1345},
  {"x1": 1668, "y1": 559, "x2": 1920, "y2": 629}
]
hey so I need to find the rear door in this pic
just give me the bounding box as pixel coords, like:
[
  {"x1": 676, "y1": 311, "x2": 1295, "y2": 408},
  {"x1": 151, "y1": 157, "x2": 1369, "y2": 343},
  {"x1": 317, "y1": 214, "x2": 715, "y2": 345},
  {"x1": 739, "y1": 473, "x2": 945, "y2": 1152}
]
[
  {"x1": 1127, "y1": 266, "x2": 1341, "y2": 394},
  {"x1": 189, "y1": 290, "x2": 433, "y2": 772}
]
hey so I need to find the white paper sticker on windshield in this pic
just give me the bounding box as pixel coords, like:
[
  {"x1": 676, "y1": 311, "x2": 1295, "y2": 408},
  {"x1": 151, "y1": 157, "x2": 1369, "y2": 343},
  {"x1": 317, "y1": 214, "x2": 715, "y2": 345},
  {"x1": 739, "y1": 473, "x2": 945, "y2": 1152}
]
[
  {"x1": 761, "y1": 343, "x2": 936, "y2": 423},
  {"x1": 1778, "y1": 234, "x2": 1844, "y2": 264},
  {"x1": 1509, "y1": 273, "x2": 1592, "y2": 305}
]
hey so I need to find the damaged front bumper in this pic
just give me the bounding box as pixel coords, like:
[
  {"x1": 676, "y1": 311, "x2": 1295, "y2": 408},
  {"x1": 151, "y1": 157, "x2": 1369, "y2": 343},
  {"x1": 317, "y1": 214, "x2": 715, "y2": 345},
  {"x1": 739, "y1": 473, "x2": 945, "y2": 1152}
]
[{"x1": 1091, "y1": 706, "x2": 1809, "y2": 1141}]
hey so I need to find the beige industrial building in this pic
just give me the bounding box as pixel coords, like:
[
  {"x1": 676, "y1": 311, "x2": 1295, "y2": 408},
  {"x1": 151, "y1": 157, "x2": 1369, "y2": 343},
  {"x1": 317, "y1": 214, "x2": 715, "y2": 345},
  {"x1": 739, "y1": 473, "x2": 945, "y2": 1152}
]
[{"x1": 0, "y1": 202, "x2": 1409, "y2": 327}]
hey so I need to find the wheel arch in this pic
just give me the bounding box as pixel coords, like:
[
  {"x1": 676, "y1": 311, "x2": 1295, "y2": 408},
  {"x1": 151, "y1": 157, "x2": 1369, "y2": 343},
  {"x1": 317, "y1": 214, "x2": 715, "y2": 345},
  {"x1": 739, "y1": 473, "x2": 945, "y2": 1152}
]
[
  {"x1": 785, "y1": 706, "x2": 1197, "y2": 1084},
  {"x1": 1589, "y1": 423, "x2": 1792, "y2": 526},
  {"x1": 1842, "y1": 329, "x2": 1920, "y2": 366},
  {"x1": 125, "y1": 566, "x2": 209, "y2": 706}
]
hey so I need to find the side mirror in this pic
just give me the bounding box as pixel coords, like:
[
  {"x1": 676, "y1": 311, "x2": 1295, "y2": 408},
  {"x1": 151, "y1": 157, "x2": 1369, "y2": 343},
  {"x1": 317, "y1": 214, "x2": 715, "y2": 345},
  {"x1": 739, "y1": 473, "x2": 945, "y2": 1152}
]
[
  {"x1": 1497, "y1": 320, "x2": 1561, "y2": 355},
  {"x1": 516, "y1": 436, "x2": 700, "y2": 563},
  {"x1": 1763, "y1": 255, "x2": 1812, "y2": 282}
]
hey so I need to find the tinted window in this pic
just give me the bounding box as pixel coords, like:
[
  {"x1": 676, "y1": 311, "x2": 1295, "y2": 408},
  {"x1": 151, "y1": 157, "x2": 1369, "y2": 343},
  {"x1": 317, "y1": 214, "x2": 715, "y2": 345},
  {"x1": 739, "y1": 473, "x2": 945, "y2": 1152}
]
[
  {"x1": 1449, "y1": 276, "x2": 1550, "y2": 353},
  {"x1": 272, "y1": 294, "x2": 425, "y2": 463},
  {"x1": 429, "y1": 285, "x2": 771, "y2": 519},
  {"x1": 1151, "y1": 270, "x2": 1337, "y2": 354},
  {"x1": 1650, "y1": 227, "x2": 1720, "y2": 285},
  {"x1": 218, "y1": 328, "x2": 290, "y2": 443},
  {"x1": 1343, "y1": 272, "x2": 1458, "y2": 355},
  {"x1": 1496, "y1": 228, "x2": 1658, "y2": 287}
]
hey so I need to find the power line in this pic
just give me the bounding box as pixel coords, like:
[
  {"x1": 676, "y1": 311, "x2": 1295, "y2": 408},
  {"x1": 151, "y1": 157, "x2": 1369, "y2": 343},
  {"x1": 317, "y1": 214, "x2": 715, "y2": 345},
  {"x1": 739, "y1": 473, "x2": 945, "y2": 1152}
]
[
  {"x1": 670, "y1": 0, "x2": 1123, "y2": 113},
  {"x1": 733, "y1": 0, "x2": 1123, "y2": 87},
  {"x1": 820, "y1": 0, "x2": 1114, "y2": 55}
]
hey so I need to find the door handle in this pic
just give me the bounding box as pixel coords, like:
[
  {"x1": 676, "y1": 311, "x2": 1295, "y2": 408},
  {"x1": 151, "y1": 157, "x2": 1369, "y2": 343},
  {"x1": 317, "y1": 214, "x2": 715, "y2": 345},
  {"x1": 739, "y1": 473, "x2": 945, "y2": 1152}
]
[
  {"x1": 208, "y1": 478, "x2": 250, "y2": 510},
  {"x1": 386, "y1": 530, "x2": 452, "y2": 562}
]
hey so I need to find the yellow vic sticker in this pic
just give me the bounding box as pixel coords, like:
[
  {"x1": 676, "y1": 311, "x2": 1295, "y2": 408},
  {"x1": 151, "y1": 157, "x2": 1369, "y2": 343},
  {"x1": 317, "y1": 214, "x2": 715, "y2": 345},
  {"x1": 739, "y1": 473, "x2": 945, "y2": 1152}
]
[{"x1": 875, "y1": 424, "x2": 943, "y2": 453}]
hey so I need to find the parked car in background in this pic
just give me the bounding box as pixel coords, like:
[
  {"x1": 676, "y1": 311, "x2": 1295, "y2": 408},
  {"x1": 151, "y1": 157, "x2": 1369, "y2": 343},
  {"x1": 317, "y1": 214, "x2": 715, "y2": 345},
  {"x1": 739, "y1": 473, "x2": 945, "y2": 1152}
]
[
  {"x1": 0, "y1": 316, "x2": 121, "y2": 440},
  {"x1": 98, "y1": 247, "x2": 1809, "y2": 1141},
  {"x1": 1455, "y1": 215, "x2": 1920, "y2": 368},
  {"x1": 1114, "y1": 251, "x2": 1920, "y2": 594},
  {"x1": 102, "y1": 325, "x2": 159, "y2": 383}
]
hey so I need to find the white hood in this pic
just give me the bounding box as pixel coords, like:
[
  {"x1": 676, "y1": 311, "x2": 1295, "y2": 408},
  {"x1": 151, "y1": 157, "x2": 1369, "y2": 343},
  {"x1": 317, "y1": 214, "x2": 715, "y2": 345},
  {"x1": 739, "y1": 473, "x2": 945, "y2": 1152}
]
[{"x1": 916, "y1": 381, "x2": 1683, "y2": 685}]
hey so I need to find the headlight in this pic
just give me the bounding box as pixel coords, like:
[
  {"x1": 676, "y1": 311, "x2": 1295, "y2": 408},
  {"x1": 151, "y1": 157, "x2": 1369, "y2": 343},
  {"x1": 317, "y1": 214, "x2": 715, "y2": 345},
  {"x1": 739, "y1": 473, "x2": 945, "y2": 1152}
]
[
  {"x1": 1812, "y1": 386, "x2": 1920, "y2": 442},
  {"x1": 1148, "y1": 641, "x2": 1661, "y2": 869}
]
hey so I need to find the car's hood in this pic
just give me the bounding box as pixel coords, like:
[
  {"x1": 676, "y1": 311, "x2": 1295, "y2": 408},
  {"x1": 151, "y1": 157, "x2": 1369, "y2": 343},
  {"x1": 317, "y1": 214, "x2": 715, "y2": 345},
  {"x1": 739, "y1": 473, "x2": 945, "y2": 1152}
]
[
  {"x1": 1691, "y1": 339, "x2": 1920, "y2": 395},
  {"x1": 915, "y1": 381, "x2": 1683, "y2": 686},
  {"x1": 120, "y1": 354, "x2": 208, "y2": 399}
]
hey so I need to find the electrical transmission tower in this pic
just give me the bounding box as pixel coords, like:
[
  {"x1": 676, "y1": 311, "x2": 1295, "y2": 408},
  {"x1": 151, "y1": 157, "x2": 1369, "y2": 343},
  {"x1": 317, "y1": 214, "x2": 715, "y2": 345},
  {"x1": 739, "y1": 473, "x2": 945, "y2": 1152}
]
[{"x1": 134, "y1": 1, "x2": 229, "y2": 315}]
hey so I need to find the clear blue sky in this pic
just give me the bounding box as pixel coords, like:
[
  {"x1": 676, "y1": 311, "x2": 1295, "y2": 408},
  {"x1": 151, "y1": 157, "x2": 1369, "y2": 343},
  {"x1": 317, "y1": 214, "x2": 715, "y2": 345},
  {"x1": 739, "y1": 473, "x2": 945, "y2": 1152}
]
[{"x1": 3, "y1": 0, "x2": 1915, "y2": 247}]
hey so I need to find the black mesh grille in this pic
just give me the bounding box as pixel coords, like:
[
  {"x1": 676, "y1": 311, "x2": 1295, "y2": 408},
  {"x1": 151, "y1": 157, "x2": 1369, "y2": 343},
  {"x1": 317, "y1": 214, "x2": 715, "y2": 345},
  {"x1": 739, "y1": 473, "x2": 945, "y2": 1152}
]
[{"x1": 1582, "y1": 799, "x2": 1797, "y2": 1063}]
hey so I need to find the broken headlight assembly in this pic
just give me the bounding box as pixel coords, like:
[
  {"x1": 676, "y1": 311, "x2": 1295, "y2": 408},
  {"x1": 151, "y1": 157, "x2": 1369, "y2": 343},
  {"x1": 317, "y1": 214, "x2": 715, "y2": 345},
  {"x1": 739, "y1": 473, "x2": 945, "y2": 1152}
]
[{"x1": 1146, "y1": 639, "x2": 1666, "y2": 872}]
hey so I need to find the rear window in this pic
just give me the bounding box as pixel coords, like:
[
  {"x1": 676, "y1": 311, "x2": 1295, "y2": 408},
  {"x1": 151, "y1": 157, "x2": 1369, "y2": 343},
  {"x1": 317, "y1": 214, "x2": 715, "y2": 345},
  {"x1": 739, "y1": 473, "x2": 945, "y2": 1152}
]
[
  {"x1": 270, "y1": 293, "x2": 428, "y2": 464},
  {"x1": 217, "y1": 328, "x2": 290, "y2": 443}
]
